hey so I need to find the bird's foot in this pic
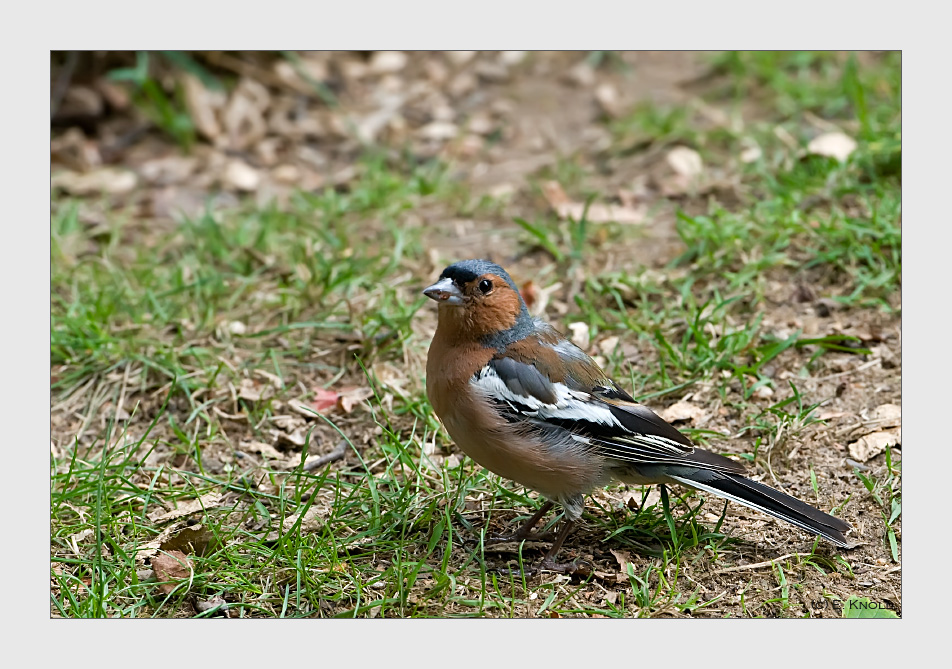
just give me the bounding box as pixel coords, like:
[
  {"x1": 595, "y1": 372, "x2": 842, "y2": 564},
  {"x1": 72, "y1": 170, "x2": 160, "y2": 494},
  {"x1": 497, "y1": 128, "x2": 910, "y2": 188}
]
[
  {"x1": 538, "y1": 557, "x2": 593, "y2": 577},
  {"x1": 486, "y1": 530, "x2": 557, "y2": 545}
]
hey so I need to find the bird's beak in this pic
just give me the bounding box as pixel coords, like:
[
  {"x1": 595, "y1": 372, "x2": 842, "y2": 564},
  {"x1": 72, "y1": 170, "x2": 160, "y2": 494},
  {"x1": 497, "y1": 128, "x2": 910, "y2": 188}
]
[{"x1": 423, "y1": 278, "x2": 465, "y2": 306}]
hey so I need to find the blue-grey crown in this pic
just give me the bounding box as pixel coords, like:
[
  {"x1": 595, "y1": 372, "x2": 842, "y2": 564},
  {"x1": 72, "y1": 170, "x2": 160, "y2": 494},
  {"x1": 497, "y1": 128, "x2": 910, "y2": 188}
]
[{"x1": 440, "y1": 259, "x2": 521, "y2": 295}]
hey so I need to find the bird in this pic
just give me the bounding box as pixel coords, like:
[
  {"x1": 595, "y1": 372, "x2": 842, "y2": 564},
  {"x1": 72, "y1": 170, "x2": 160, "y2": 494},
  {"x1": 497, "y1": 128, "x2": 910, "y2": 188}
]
[{"x1": 423, "y1": 258, "x2": 852, "y2": 573}]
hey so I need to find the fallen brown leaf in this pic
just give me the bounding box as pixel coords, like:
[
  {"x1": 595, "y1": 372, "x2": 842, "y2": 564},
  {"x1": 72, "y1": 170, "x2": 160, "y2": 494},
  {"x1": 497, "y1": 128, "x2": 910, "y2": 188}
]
[
  {"x1": 238, "y1": 378, "x2": 270, "y2": 402},
  {"x1": 610, "y1": 548, "x2": 633, "y2": 583},
  {"x1": 849, "y1": 430, "x2": 900, "y2": 462},
  {"x1": 310, "y1": 388, "x2": 339, "y2": 413},
  {"x1": 337, "y1": 387, "x2": 374, "y2": 414},
  {"x1": 160, "y1": 524, "x2": 217, "y2": 556},
  {"x1": 870, "y1": 403, "x2": 901, "y2": 429},
  {"x1": 148, "y1": 492, "x2": 223, "y2": 524},
  {"x1": 658, "y1": 400, "x2": 705, "y2": 424},
  {"x1": 182, "y1": 73, "x2": 225, "y2": 140},
  {"x1": 51, "y1": 168, "x2": 137, "y2": 195},
  {"x1": 152, "y1": 550, "x2": 192, "y2": 596},
  {"x1": 264, "y1": 506, "x2": 327, "y2": 542}
]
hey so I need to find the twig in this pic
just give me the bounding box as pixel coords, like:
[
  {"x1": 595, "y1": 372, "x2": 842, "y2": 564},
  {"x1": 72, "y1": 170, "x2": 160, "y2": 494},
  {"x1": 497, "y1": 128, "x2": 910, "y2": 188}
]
[
  {"x1": 303, "y1": 440, "x2": 348, "y2": 471},
  {"x1": 714, "y1": 552, "x2": 811, "y2": 574},
  {"x1": 812, "y1": 358, "x2": 882, "y2": 383}
]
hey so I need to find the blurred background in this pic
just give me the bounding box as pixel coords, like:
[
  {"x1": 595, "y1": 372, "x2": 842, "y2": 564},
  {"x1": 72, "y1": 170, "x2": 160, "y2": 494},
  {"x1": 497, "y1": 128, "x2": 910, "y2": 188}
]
[{"x1": 51, "y1": 51, "x2": 901, "y2": 619}]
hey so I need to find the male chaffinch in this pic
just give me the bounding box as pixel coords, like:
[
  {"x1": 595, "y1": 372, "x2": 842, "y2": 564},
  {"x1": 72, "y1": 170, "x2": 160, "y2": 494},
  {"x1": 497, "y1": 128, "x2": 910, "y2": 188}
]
[{"x1": 424, "y1": 259, "x2": 852, "y2": 572}]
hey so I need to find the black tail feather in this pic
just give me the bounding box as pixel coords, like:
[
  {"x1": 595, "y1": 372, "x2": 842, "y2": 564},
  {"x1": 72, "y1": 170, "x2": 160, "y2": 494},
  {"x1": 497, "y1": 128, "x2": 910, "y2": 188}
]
[{"x1": 670, "y1": 473, "x2": 852, "y2": 547}]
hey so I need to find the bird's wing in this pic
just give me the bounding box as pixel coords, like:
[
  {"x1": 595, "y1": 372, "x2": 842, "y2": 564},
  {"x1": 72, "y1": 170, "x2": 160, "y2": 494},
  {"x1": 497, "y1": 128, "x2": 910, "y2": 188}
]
[{"x1": 471, "y1": 355, "x2": 742, "y2": 473}]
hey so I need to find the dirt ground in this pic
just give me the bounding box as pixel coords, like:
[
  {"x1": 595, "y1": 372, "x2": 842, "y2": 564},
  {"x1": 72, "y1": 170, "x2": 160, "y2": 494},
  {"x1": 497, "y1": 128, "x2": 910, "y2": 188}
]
[{"x1": 51, "y1": 51, "x2": 900, "y2": 617}]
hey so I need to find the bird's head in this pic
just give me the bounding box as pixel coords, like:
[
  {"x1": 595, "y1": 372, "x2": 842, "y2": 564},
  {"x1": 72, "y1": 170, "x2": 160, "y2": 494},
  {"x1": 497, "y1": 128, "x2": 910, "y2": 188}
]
[{"x1": 423, "y1": 259, "x2": 531, "y2": 341}]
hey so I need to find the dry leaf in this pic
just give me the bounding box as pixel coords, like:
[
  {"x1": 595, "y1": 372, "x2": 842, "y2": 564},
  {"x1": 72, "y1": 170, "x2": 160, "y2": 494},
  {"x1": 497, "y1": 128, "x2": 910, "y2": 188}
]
[
  {"x1": 50, "y1": 128, "x2": 101, "y2": 170},
  {"x1": 816, "y1": 410, "x2": 849, "y2": 421},
  {"x1": 241, "y1": 440, "x2": 285, "y2": 460},
  {"x1": 623, "y1": 487, "x2": 661, "y2": 511},
  {"x1": 182, "y1": 73, "x2": 224, "y2": 140},
  {"x1": 369, "y1": 51, "x2": 408, "y2": 74},
  {"x1": 310, "y1": 388, "x2": 339, "y2": 413},
  {"x1": 287, "y1": 398, "x2": 319, "y2": 418},
  {"x1": 658, "y1": 400, "x2": 705, "y2": 424},
  {"x1": 238, "y1": 378, "x2": 271, "y2": 402},
  {"x1": 598, "y1": 336, "x2": 620, "y2": 355},
  {"x1": 541, "y1": 181, "x2": 645, "y2": 225},
  {"x1": 160, "y1": 524, "x2": 216, "y2": 556},
  {"x1": 51, "y1": 168, "x2": 137, "y2": 195},
  {"x1": 222, "y1": 78, "x2": 269, "y2": 151},
  {"x1": 849, "y1": 430, "x2": 900, "y2": 462},
  {"x1": 58, "y1": 85, "x2": 104, "y2": 117},
  {"x1": 808, "y1": 132, "x2": 857, "y2": 162},
  {"x1": 418, "y1": 121, "x2": 458, "y2": 141},
  {"x1": 148, "y1": 492, "x2": 223, "y2": 524},
  {"x1": 264, "y1": 506, "x2": 326, "y2": 542},
  {"x1": 567, "y1": 322, "x2": 590, "y2": 350},
  {"x1": 137, "y1": 155, "x2": 198, "y2": 185},
  {"x1": 277, "y1": 425, "x2": 310, "y2": 447},
  {"x1": 870, "y1": 403, "x2": 901, "y2": 429},
  {"x1": 272, "y1": 414, "x2": 305, "y2": 431},
  {"x1": 610, "y1": 548, "x2": 633, "y2": 584},
  {"x1": 337, "y1": 387, "x2": 374, "y2": 414},
  {"x1": 152, "y1": 550, "x2": 192, "y2": 595},
  {"x1": 565, "y1": 62, "x2": 596, "y2": 87}
]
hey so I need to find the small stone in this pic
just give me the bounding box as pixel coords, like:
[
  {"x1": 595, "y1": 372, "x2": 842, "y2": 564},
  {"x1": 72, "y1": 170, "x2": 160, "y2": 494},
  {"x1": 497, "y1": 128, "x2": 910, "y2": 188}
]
[
  {"x1": 808, "y1": 132, "x2": 857, "y2": 162},
  {"x1": 666, "y1": 146, "x2": 704, "y2": 177},
  {"x1": 223, "y1": 160, "x2": 260, "y2": 191},
  {"x1": 594, "y1": 83, "x2": 622, "y2": 118},
  {"x1": 754, "y1": 386, "x2": 774, "y2": 399}
]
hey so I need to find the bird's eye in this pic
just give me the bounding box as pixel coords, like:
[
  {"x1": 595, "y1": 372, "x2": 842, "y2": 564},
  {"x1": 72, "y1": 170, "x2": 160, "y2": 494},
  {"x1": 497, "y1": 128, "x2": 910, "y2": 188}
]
[{"x1": 477, "y1": 279, "x2": 493, "y2": 294}]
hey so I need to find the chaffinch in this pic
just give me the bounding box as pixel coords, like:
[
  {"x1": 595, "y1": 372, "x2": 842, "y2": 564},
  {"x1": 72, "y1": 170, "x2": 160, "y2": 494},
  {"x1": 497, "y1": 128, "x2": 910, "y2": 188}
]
[{"x1": 424, "y1": 259, "x2": 852, "y2": 572}]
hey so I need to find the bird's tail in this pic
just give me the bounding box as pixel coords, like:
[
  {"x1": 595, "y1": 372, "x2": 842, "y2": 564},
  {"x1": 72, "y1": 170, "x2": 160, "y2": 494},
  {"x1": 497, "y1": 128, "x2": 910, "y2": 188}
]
[{"x1": 668, "y1": 473, "x2": 853, "y2": 548}]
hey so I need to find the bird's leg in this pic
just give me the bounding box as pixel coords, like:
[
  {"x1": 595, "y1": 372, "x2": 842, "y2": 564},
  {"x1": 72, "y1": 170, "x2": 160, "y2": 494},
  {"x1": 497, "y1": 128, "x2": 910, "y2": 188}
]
[
  {"x1": 537, "y1": 518, "x2": 590, "y2": 576},
  {"x1": 488, "y1": 500, "x2": 556, "y2": 543}
]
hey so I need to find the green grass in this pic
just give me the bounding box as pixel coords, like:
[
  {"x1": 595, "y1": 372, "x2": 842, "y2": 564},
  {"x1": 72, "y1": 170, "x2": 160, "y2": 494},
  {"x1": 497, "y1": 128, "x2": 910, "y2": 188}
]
[{"x1": 51, "y1": 51, "x2": 899, "y2": 618}]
